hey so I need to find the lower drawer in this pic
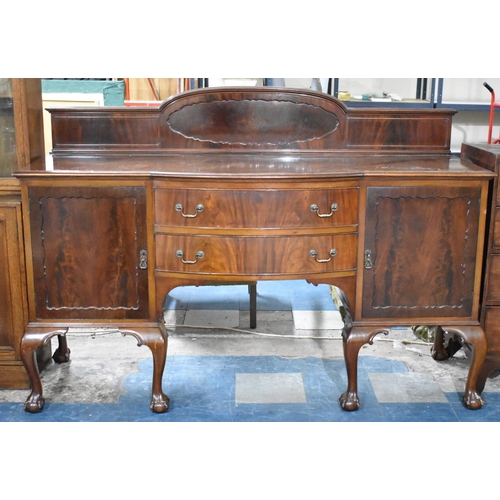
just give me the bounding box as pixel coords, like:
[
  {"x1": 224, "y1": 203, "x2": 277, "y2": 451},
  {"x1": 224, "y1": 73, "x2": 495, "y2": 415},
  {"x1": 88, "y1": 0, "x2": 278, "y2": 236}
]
[
  {"x1": 156, "y1": 233, "x2": 357, "y2": 275},
  {"x1": 487, "y1": 254, "x2": 500, "y2": 301},
  {"x1": 493, "y1": 207, "x2": 500, "y2": 250},
  {"x1": 483, "y1": 307, "x2": 500, "y2": 354}
]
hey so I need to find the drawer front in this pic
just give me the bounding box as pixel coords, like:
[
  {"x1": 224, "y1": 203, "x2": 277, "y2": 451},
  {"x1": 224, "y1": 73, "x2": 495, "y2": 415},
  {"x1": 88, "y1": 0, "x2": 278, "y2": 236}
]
[
  {"x1": 484, "y1": 307, "x2": 500, "y2": 354},
  {"x1": 493, "y1": 207, "x2": 500, "y2": 250},
  {"x1": 155, "y1": 188, "x2": 359, "y2": 229},
  {"x1": 487, "y1": 254, "x2": 500, "y2": 301},
  {"x1": 156, "y1": 233, "x2": 357, "y2": 275}
]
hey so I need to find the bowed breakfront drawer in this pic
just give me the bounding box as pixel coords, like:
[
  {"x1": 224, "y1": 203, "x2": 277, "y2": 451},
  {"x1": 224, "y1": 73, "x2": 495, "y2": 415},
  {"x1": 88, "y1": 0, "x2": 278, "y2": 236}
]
[
  {"x1": 154, "y1": 183, "x2": 359, "y2": 230},
  {"x1": 156, "y1": 233, "x2": 357, "y2": 275},
  {"x1": 153, "y1": 181, "x2": 359, "y2": 277}
]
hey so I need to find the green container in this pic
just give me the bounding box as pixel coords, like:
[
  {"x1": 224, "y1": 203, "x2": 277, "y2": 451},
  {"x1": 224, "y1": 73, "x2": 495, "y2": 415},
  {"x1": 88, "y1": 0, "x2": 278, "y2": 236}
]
[{"x1": 41, "y1": 79, "x2": 125, "y2": 106}]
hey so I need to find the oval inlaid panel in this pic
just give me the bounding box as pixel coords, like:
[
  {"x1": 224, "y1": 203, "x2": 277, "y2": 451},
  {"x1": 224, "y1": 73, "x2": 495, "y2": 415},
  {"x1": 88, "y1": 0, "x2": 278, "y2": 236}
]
[{"x1": 167, "y1": 99, "x2": 339, "y2": 146}]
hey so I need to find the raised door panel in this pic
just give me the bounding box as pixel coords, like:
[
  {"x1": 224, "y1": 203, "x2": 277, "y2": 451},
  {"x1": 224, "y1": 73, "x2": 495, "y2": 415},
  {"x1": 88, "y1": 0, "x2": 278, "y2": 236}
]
[
  {"x1": 361, "y1": 184, "x2": 482, "y2": 321},
  {"x1": 28, "y1": 185, "x2": 150, "y2": 320}
]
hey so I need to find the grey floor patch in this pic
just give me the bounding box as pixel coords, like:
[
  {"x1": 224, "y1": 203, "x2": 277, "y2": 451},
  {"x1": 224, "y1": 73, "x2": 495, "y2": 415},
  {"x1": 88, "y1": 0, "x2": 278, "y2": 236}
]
[
  {"x1": 184, "y1": 309, "x2": 240, "y2": 328},
  {"x1": 368, "y1": 372, "x2": 449, "y2": 403},
  {"x1": 235, "y1": 373, "x2": 307, "y2": 404},
  {"x1": 292, "y1": 310, "x2": 344, "y2": 330}
]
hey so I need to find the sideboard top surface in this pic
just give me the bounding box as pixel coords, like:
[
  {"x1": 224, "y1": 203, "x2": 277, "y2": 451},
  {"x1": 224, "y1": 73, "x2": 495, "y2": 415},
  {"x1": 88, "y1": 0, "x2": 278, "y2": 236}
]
[{"x1": 15, "y1": 153, "x2": 493, "y2": 181}]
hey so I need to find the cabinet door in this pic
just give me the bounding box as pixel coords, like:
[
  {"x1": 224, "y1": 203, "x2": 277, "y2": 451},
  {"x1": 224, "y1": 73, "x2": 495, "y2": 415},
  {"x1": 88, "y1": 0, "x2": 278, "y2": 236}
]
[
  {"x1": 360, "y1": 184, "x2": 482, "y2": 321},
  {"x1": 28, "y1": 185, "x2": 150, "y2": 320}
]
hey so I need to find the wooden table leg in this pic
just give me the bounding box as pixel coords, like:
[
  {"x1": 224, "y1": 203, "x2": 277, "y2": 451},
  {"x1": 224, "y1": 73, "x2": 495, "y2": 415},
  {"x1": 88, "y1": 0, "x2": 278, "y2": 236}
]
[
  {"x1": 52, "y1": 334, "x2": 71, "y2": 363},
  {"x1": 22, "y1": 324, "x2": 169, "y2": 414},
  {"x1": 331, "y1": 285, "x2": 390, "y2": 411},
  {"x1": 249, "y1": 283, "x2": 257, "y2": 329},
  {"x1": 121, "y1": 324, "x2": 170, "y2": 413},
  {"x1": 431, "y1": 325, "x2": 463, "y2": 361},
  {"x1": 443, "y1": 326, "x2": 487, "y2": 410},
  {"x1": 339, "y1": 326, "x2": 389, "y2": 411},
  {"x1": 21, "y1": 328, "x2": 68, "y2": 413}
]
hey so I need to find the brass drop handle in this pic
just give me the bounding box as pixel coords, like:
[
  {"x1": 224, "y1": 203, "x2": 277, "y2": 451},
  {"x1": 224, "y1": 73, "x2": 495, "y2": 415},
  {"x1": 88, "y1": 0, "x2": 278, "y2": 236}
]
[
  {"x1": 309, "y1": 248, "x2": 337, "y2": 263},
  {"x1": 364, "y1": 250, "x2": 373, "y2": 269},
  {"x1": 310, "y1": 203, "x2": 338, "y2": 218},
  {"x1": 176, "y1": 249, "x2": 204, "y2": 264},
  {"x1": 175, "y1": 203, "x2": 204, "y2": 218},
  {"x1": 139, "y1": 250, "x2": 148, "y2": 270}
]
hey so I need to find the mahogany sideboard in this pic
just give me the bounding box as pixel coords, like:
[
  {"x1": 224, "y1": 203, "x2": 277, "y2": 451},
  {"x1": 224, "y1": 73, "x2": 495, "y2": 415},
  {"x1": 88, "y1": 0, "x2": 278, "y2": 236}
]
[{"x1": 14, "y1": 87, "x2": 495, "y2": 414}]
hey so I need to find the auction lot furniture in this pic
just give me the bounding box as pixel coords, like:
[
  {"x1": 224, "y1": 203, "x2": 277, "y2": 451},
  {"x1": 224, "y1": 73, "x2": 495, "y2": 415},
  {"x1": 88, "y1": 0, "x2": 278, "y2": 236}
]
[{"x1": 14, "y1": 87, "x2": 495, "y2": 413}]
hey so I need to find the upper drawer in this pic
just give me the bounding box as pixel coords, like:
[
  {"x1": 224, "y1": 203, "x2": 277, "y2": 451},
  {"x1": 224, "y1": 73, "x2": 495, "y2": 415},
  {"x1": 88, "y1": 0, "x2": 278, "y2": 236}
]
[{"x1": 154, "y1": 187, "x2": 359, "y2": 229}]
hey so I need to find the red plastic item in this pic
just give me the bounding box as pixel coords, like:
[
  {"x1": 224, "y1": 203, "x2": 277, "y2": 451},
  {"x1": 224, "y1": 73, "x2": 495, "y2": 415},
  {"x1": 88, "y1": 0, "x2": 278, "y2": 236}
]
[{"x1": 484, "y1": 82, "x2": 500, "y2": 144}]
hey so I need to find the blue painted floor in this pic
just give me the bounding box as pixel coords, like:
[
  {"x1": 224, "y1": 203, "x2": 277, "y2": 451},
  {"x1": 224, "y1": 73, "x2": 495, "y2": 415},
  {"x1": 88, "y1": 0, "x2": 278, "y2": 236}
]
[
  {"x1": 1, "y1": 280, "x2": 500, "y2": 422},
  {"x1": 2, "y1": 354, "x2": 499, "y2": 422}
]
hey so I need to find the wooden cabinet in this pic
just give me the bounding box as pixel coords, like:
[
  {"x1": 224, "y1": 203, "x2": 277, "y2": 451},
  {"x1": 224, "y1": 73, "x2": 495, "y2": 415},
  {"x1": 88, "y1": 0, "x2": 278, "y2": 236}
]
[
  {"x1": 0, "y1": 78, "x2": 48, "y2": 388},
  {"x1": 25, "y1": 183, "x2": 152, "y2": 321},
  {"x1": 14, "y1": 87, "x2": 495, "y2": 414},
  {"x1": 359, "y1": 183, "x2": 485, "y2": 322}
]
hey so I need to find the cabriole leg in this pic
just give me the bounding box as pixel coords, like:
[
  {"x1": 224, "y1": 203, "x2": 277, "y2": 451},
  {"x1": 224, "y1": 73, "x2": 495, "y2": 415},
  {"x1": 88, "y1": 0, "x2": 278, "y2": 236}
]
[
  {"x1": 444, "y1": 326, "x2": 487, "y2": 410},
  {"x1": 121, "y1": 325, "x2": 170, "y2": 413},
  {"x1": 330, "y1": 285, "x2": 390, "y2": 411},
  {"x1": 339, "y1": 326, "x2": 389, "y2": 411},
  {"x1": 21, "y1": 328, "x2": 68, "y2": 413}
]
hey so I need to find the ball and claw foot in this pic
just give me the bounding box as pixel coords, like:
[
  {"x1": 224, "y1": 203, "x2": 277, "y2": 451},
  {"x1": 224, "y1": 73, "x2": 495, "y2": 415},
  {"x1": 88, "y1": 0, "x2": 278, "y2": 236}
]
[
  {"x1": 463, "y1": 390, "x2": 484, "y2": 410},
  {"x1": 24, "y1": 393, "x2": 45, "y2": 413},
  {"x1": 52, "y1": 347, "x2": 71, "y2": 364},
  {"x1": 52, "y1": 334, "x2": 71, "y2": 363},
  {"x1": 150, "y1": 394, "x2": 170, "y2": 413},
  {"x1": 339, "y1": 391, "x2": 360, "y2": 411}
]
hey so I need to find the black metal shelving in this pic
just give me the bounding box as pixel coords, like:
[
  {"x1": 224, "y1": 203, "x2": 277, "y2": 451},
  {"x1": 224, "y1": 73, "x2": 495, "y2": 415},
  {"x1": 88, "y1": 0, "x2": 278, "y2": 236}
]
[
  {"x1": 214, "y1": 78, "x2": 498, "y2": 113},
  {"x1": 434, "y1": 78, "x2": 495, "y2": 111},
  {"x1": 329, "y1": 78, "x2": 437, "y2": 109}
]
